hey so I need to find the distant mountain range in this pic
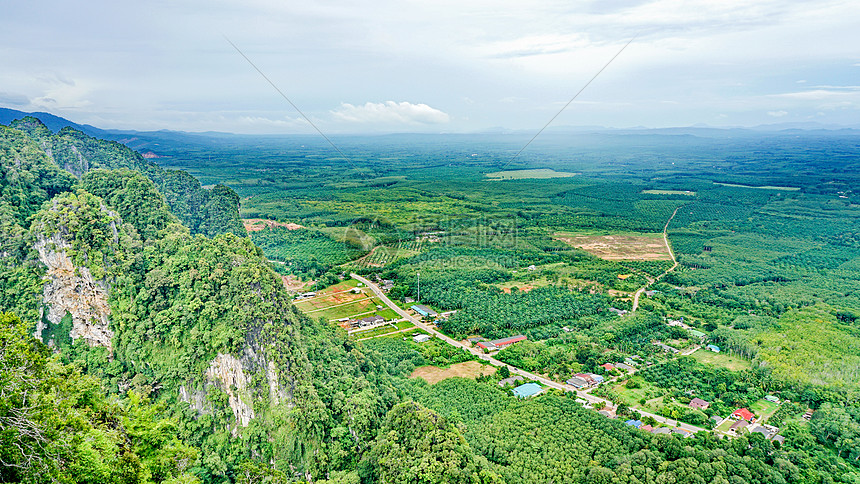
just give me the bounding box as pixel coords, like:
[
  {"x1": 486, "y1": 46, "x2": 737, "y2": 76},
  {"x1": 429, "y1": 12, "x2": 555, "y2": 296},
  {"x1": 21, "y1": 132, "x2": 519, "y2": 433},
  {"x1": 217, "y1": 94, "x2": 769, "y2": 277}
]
[{"x1": 3, "y1": 107, "x2": 860, "y2": 145}]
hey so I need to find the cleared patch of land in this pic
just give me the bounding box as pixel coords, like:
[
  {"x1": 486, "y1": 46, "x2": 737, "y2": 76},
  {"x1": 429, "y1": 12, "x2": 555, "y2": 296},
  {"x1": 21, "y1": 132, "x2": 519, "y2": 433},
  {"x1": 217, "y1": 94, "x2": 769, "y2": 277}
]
[
  {"x1": 554, "y1": 233, "x2": 671, "y2": 260},
  {"x1": 280, "y1": 274, "x2": 313, "y2": 293},
  {"x1": 485, "y1": 169, "x2": 579, "y2": 180},
  {"x1": 243, "y1": 218, "x2": 305, "y2": 232},
  {"x1": 750, "y1": 399, "x2": 780, "y2": 423},
  {"x1": 293, "y1": 280, "x2": 396, "y2": 321},
  {"x1": 714, "y1": 183, "x2": 800, "y2": 191},
  {"x1": 642, "y1": 189, "x2": 696, "y2": 196},
  {"x1": 690, "y1": 348, "x2": 750, "y2": 372},
  {"x1": 410, "y1": 361, "x2": 497, "y2": 384},
  {"x1": 352, "y1": 321, "x2": 417, "y2": 340}
]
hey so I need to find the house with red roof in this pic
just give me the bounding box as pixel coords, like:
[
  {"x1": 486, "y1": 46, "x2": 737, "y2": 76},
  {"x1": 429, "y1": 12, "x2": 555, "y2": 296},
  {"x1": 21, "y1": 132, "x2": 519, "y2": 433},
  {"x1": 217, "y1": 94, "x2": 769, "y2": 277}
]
[
  {"x1": 600, "y1": 363, "x2": 615, "y2": 371},
  {"x1": 732, "y1": 408, "x2": 755, "y2": 422},
  {"x1": 476, "y1": 334, "x2": 526, "y2": 351}
]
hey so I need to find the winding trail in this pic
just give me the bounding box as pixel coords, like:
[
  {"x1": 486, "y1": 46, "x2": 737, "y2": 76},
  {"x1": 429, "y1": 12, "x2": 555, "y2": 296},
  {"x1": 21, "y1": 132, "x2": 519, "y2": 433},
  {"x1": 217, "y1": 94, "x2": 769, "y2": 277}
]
[
  {"x1": 632, "y1": 206, "x2": 681, "y2": 312},
  {"x1": 351, "y1": 272, "x2": 707, "y2": 434}
]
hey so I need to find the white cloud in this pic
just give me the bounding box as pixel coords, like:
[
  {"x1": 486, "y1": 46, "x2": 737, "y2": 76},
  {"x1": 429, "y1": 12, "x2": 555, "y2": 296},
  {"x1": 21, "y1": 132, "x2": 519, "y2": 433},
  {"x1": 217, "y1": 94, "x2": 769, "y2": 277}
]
[
  {"x1": 331, "y1": 101, "x2": 450, "y2": 124},
  {"x1": 773, "y1": 89, "x2": 858, "y2": 100},
  {"x1": 768, "y1": 110, "x2": 788, "y2": 117}
]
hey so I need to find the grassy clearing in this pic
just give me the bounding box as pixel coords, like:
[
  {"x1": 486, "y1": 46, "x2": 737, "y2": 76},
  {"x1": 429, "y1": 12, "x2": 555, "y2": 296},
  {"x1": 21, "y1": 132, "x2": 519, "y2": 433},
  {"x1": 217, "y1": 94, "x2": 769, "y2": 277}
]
[
  {"x1": 351, "y1": 321, "x2": 417, "y2": 340},
  {"x1": 484, "y1": 169, "x2": 579, "y2": 180},
  {"x1": 609, "y1": 380, "x2": 667, "y2": 409},
  {"x1": 716, "y1": 418, "x2": 736, "y2": 433},
  {"x1": 750, "y1": 399, "x2": 781, "y2": 422},
  {"x1": 554, "y1": 233, "x2": 671, "y2": 261},
  {"x1": 642, "y1": 190, "x2": 696, "y2": 196},
  {"x1": 410, "y1": 361, "x2": 497, "y2": 384},
  {"x1": 690, "y1": 348, "x2": 751, "y2": 372}
]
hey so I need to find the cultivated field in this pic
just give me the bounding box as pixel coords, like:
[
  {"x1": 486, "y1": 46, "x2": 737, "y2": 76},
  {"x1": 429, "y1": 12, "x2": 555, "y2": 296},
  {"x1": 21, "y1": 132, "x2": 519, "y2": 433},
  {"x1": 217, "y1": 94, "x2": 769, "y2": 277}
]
[
  {"x1": 293, "y1": 280, "x2": 395, "y2": 321},
  {"x1": 554, "y1": 233, "x2": 672, "y2": 260},
  {"x1": 410, "y1": 361, "x2": 497, "y2": 384},
  {"x1": 485, "y1": 168, "x2": 578, "y2": 180}
]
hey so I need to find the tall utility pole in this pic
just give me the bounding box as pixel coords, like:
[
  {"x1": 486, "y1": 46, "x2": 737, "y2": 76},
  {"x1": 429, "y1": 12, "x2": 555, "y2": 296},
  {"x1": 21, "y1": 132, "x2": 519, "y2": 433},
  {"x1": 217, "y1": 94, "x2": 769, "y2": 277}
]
[{"x1": 417, "y1": 272, "x2": 420, "y2": 302}]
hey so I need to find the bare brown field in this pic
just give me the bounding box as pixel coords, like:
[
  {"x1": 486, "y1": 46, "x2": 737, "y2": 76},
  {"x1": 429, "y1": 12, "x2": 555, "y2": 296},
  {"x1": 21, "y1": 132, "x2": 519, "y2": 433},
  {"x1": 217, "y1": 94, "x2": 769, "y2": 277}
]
[
  {"x1": 243, "y1": 218, "x2": 304, "y2": 232},
  {"x1": 280, "y1": 274, "x2": 313, "y2": 293},
  {"x1": 555, "y1": 233, "x2": 671, "y2": 260},
  {"x1": 410, "y1": 361, "x2": 497, "y2": 384}
]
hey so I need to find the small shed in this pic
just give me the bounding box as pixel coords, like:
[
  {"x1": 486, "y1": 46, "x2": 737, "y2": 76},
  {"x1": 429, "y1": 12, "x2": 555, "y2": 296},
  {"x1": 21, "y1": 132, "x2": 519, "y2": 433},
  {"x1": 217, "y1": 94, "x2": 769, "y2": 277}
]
[
  {"x1": 765, "y1": 395, "x2": 779, "y2": 403},
  {"x1": 413, "y1": 334, "x2": 432, "y2": 343},
  {"x1": 707, "y1": 344, "x2": 720, "y2": 352}
]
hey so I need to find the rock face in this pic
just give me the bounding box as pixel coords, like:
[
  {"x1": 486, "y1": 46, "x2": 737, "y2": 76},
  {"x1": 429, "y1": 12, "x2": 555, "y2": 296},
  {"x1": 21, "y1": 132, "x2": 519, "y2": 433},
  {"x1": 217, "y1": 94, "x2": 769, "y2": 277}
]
[
  {"x1": 34, "y1": 233, "x2": 114, "y2": 351},
  {"x1": 205, "y1": 353, "x2": 256, "y2": 431},
  {"x1": 182, "y1": 348, "x2": 289, "y2": 433}
]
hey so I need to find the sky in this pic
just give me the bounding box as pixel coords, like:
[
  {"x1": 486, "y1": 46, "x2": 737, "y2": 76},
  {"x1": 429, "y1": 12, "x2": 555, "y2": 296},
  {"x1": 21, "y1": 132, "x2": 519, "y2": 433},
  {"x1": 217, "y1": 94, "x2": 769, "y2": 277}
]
[{"x1": 1, "y1": 0, "x2": 859, "y2": 134}]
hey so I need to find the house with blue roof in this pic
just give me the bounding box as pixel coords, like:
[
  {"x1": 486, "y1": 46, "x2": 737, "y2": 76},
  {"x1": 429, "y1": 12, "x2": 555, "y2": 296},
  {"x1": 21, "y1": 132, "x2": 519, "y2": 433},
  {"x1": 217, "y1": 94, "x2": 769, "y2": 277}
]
[
  {"x1": 625, "y1": 420, "x2": 643, "y2": 428},
  {"x1": 512, "y1": 383, "x2": 543, "y2": 398}
]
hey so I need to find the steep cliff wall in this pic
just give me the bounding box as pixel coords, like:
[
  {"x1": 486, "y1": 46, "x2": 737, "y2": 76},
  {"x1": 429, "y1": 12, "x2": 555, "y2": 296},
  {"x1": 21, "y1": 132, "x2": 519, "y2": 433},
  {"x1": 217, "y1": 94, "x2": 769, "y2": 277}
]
[
  {"x1": 184, "y1": 347, "x2": 290, "y2": 433},
  {"x1": 34, "y1": 233, "x2": 114, "y2": 351}
]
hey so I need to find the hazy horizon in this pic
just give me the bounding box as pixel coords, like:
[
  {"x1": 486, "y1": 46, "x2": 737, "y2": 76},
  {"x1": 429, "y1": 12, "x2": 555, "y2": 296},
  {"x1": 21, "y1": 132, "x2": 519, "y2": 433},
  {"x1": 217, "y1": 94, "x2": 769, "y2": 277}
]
[{"x1": 2, "y1": 1, "x2": 858, "y2": 134}]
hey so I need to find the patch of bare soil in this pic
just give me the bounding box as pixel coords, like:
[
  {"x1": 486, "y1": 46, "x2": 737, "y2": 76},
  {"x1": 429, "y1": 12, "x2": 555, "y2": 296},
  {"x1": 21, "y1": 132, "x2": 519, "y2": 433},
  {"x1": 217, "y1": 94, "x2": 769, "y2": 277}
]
[
  {"x1": 280, "y1": 274, "x2": 311, "y2": 293},
  {"x1": 555, "y1": 234, "x2": 671, "y2": 260},
  {"x1": 243, "y1": 218, "x2": 305, "y2": 232},
  {"x1": 410, "y1": 361, "x2": 497, "y2": 384}
]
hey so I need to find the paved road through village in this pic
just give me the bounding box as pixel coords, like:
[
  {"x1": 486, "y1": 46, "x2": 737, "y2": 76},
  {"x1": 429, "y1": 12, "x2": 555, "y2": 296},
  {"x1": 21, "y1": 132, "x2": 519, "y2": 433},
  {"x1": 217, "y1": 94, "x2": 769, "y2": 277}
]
[{"x1": 351, "y1": 272, "x2": 707, "y2": 434}]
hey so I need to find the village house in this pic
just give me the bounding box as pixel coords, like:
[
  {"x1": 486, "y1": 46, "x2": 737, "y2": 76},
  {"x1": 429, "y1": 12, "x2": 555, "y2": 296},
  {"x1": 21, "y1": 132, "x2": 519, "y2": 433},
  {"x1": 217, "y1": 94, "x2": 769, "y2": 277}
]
[
  {"x1": 565, "y1": 377, "x2": 590, "y2": 389},
  {"x1": 411, "y1": 304, "x2": 438, "y2": 318},
  {"x1": 689, "y1": 398, "x2": 710, "y2": 411},
  {"x1": 476, "y1": 334, "x2": 526, "y2": 351},
  {"x1": 732, "y1": 408, "x2": 755, "y2": 422},
  {"x1": 729, "y1": 419, "x2": 749, "y2": 435},
  {"x1": 654, "y1": 342, "x2": 680, "y2": 354},
  {"x1": 498, "y1": 375, "x2": 524, "y2": 387}
]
